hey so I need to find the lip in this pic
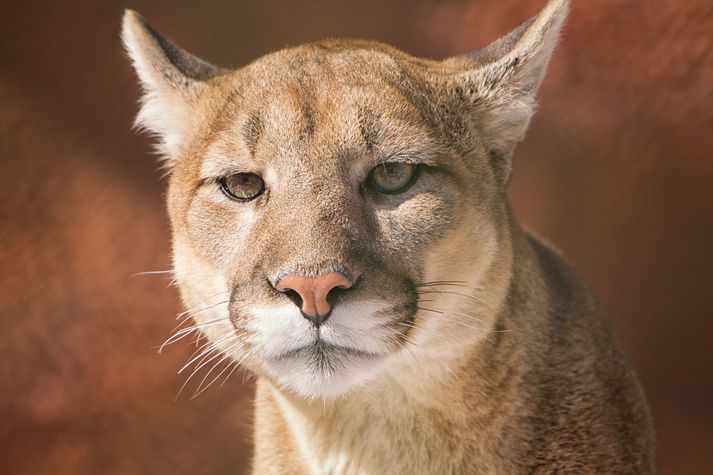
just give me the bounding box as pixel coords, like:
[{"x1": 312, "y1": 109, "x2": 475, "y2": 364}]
[{"x1": 272, "y1": 340, "x2": 382, "y2": 361}]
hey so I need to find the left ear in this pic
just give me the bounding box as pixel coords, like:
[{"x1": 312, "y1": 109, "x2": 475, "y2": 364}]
[
  {"x1": 121, "y1": 10, "x2": 225, "y2": 161},
  {"x1": 445, "y1": 0, "x2": 569, "y2": 184}
]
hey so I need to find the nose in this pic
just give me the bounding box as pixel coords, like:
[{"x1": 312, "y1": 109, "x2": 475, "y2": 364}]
[{"x1": 275, "y1": 272, "x2": 354, "y2": 326}]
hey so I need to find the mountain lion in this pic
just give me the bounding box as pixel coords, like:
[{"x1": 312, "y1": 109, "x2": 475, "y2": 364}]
[{"x1": 122, "y1": 0, "x2": 655, "y2": 472}]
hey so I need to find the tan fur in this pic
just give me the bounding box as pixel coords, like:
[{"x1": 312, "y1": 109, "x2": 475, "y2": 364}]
[{"x1": 123, "y1": 0, "x2": 655, "y2": 472}]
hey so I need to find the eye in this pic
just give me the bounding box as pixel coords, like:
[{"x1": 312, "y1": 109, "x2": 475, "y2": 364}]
[
  {"x1": 218, "y1": 173, "x2": 265, "y2": 201},
  {"x1": 368, "y1": 163, "x2": 418, "y2": 194}
]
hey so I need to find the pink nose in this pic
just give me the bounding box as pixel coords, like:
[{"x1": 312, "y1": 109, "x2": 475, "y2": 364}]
[{"x1": 275, "y1": 272, "x2": 353, "y2": 325}]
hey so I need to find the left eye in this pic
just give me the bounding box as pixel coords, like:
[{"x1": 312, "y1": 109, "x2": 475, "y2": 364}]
[
  {"x1": 218, "y1": 172, "x2": 265, "y2": 201},
  {"x1": 368, "y1": 163, "x2": 418, "y2": 194}
]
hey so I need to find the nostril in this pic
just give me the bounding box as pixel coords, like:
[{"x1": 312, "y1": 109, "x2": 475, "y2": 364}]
[
  {"x1": 326, "y1": 285, "x2": 350, "y2": 307},
  {"x1": 283, "y1": 289, "x2": 303, "y2": 309}
]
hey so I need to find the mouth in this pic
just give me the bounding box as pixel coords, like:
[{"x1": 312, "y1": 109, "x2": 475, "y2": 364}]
[{"x1": 271, "y1": 339, "x2": 383, "y2": 362}]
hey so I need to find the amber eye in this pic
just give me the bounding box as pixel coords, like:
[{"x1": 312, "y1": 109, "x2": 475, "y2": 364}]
[
  {"x1": 218, "y1": 173, "x2": 265, "y2": 201},
  {"x1": 369, "y1": 163, "x2": 418, "y2": 194}
]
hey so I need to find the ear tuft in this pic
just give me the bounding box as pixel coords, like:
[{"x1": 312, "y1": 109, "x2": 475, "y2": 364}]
[{"x1": 121, "y1": 10, "x2": 224, "y2": 161}]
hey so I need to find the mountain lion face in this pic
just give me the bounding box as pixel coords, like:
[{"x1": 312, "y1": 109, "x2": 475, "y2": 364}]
[{"x1": 123, "y1": 0, "x2": 567, "y2": 398}]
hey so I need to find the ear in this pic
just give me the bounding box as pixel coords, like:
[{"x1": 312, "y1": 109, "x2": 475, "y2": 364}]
[
  {"x1": 446, "y1": 0, "x2": 569, "y2": 184},
  {"x1": 121, "y1": 10, "x2": 224, "y2": 161}
]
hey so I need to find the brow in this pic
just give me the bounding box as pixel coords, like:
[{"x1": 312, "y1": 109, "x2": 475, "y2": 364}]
[
  {"x1": 199, "y1": 139, "x2": 256, "y2": 180},
  {"x1": 374, "y1": 148, "x2": 441, "y2": 167},
  {"x1": 358, "y1": 108, "x2": 442, "y2": 166}
]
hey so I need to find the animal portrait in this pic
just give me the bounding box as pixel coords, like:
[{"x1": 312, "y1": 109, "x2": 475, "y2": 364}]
[
  {"x1": 119, "y1": 0, "x2": 655, "y2": 472},
  {"x1": 3, "y1": 0, "x2": 712, "y2": 473}
]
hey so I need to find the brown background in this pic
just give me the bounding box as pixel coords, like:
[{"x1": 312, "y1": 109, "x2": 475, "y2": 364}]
[{"x1": 1, "y1": 0, "x2": 711, "y2": 473}]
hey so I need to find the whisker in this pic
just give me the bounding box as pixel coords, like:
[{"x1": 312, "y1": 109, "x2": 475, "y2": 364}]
[
  {"x1": 394, "y1": 320, "x2": 427, "y2": 333},
  {"x1": 157, "y1": 320, "x2": 232, "y2": 353},
  {"x1": 240, "y1": 367, "x2": 255, "y2": 386},
  {"x1": 184, "y1": 336, "x2": 214, "y2": 362},
  {"x1": 220, "y1": 349, "x2": 254, "y2": 388},
  {"x1": 398, "y1": 333, "x2": 424, "y2": 350},
  {"x1": 176, "y1": 291, "x2": 231, "y2": 315},
  {"x1": 175, "y1": 336, "x2": 242, "y2": 400},
  {"x1": 448, "y1": 320, "x2": 481, "y2": 330},
  {"x1": 219, "y1": 361, "x2": 241, "y2": 388},
  {"x1": 187, "y1": 337, "x2": 242, "y2": 376},
  {"x1": 416, "y1": 281, "x2": 468, "y2": 289},
  {"x1": 416, "y1": 304, "x2": 513, "y2": 334},
  {"x1": 131, "y1": 270, "x2": 175, "y2": 277},
  {"x1": 418, "y1": 289, "x2": 489, "y2": 305},
  {"x1": 418, "y1": 306, "x2": 482, "y2": 327},
  {"x1": 417, "y1": 306, "x2": 444, "y2": 314},
  {"x1": 417, "y1": 280, "x2": 467, "y2": 285},
  {"x1": 170, "y1": 315, "x2": 228, "y2": 335},
  {"x1": 191, "y1": 341, "x2": 244, "y2": 398},
  {"x1": 175, "y1": 298, "x2": 229, "y2": 320},
  {"x1": 175, "y1": 348, "x2": 219, "y2": 400},
  {"x1": 178, "y1": 333, "x2": 235, "y2": 374}
]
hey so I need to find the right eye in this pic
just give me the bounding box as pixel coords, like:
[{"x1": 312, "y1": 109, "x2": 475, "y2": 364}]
[
  {"x1": 218, "y1": 173, "x2": 265, "y2": 201},
  {"x1": 368, "y1": 162, "x2": 418, "y2": 194}
]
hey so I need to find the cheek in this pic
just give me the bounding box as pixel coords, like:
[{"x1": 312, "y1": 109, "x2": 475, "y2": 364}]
[
  {"x1": 184, "y1": 190, "x2": 258, "y2": 271},
  {"x1": 374, "y1": 191, "x2": 455, "y2": 260},
  {"x1": 172, "y1": 235, "x2": 235, "y2": 335}
]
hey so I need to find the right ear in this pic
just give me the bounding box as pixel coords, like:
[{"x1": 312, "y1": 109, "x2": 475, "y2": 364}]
[
  {"x1": 121, "y1": 10, "x2": 224, "y2": 160},
  {"x1": 439, "y1": 0, "x2": 568, "y2": 185}
]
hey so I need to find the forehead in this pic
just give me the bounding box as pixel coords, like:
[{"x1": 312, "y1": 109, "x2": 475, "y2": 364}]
[{"x1": 201, "y1": 46, "x2": 440, "y2": 171}]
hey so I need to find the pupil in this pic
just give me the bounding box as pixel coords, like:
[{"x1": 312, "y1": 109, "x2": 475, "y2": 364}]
[
  {"x1": 386, "y1": 165, "x2": 405, "y2": 180},
  {"x1": 379, "y1": 164, "x2": 410, "y2": 188}
]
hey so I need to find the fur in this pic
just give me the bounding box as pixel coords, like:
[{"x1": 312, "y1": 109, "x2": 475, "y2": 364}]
[{"x1": 123, "y1": 0, "x2": 655, "y2": 472}]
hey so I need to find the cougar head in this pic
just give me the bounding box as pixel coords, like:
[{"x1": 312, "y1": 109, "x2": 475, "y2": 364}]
[{"x1": 123, "y1": 0, "x2": 568, "y2": 399}]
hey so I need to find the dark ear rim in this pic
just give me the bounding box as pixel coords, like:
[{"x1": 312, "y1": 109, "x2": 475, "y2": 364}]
[{"x1": 122, "y1": 9, "x2": 225, "y2": 86}]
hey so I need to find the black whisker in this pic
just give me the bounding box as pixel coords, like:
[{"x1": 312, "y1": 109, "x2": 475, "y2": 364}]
[
  {"x1": 416, "y1": 280, "x2": 467, "y2": 287},
  {"x1": 416, "y1": 306, "x2": 445, "y2": 314},
  {"x1": 417, "y1": 290, "x2": 488, "y2": 304}
]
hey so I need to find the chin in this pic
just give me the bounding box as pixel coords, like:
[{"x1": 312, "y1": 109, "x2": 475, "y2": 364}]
[{"x1": 262, "y1": 344, "x2": 388, "y2": 400}]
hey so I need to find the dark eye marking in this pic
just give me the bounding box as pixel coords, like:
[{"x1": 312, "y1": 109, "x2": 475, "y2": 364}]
[
  {"x1": 243, "y1": 112, "x2": 264, "y2": 157},
  {"x1": 357, "y1": 107, "x2": 381, "y2": 153},
  {"x1": 300, "y1": 102, "x2": 316, "y2": 139}
]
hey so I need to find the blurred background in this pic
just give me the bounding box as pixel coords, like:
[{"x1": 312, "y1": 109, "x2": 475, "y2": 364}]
[{"x1": 1, "y1": 0, "x2": 711, "y2": 473}]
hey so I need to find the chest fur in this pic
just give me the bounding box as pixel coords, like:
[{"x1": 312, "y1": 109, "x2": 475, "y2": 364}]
[{"x1": 253, "y1": 379, "x2": 519, "y2": 475}]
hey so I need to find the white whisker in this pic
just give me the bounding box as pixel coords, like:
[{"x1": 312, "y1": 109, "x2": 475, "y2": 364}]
[
  {"x1": 191, "y1": 342, "x2": 245, "y2": 398},
  {"x1": 178, "y1": 333, "x2": 235, "y2": 374},
  {"x1": 157, "y1": 320, "x2": 232, "y2": 353},
  {"x1": 131, "y1": 270, "x2": 175, "y2": 277},
  {"x1": 175, "y1": 298, "x2": 229, "y2": 320}
]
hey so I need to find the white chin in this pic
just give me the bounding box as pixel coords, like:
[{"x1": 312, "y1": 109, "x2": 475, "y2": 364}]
[{"x1": 263, "y1": 349, "x2": 385, "y2": 400}]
